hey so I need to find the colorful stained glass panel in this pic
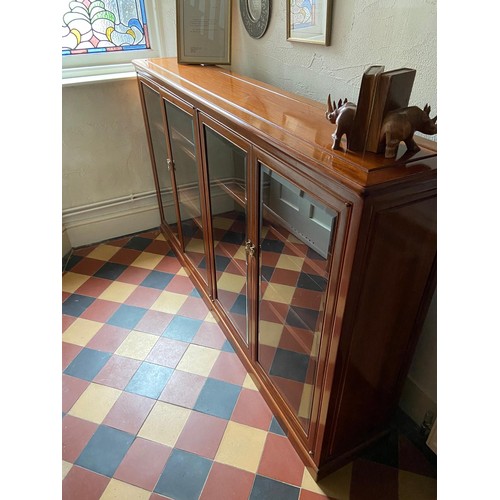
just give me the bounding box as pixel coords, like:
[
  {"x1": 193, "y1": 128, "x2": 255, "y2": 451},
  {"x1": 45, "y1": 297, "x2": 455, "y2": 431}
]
[{"x1": 62, "y1": 0, "x2": 150, "y2": 56}]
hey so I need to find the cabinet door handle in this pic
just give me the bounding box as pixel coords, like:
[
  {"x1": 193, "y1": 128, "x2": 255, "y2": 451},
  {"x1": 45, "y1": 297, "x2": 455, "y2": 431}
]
[
  {"x1": 245, "y1": 239, "x2": 256, "y2": 258},
  {"x1": 166, "y1": 158, "x2": 174, "y2": 171}
]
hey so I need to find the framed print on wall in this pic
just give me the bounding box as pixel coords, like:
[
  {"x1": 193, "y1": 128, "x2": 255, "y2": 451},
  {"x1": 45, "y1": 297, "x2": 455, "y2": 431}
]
[
  {"x1": 176, "y1": 0, "x2": 232, "y2": 64},
  {"x1": 287, "y1": 0, "x2": 333, "y2": 46}
]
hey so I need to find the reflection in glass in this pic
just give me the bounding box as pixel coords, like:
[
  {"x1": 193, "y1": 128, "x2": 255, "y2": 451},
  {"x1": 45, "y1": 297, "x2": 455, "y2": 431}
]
[
  {"x1": 204, "y1": 126, "x2": 248, "y2": 344},
  {"x1": 258, "y1": 165, "x2": 336, "y2": 431},
  {"x1": 164, "y1": 100, "x2": 207, "y2": 283},
  {"x1": 141, "y1": 85, "x2": 179, "y2": 240}
]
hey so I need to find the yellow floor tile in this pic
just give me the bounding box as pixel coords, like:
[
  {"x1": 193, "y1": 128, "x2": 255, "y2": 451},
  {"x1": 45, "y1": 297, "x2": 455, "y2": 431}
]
[
  {"x1": 302, "y1": 462, "x2": 352, "y2": 499},
  {"x1": 276, "y1": 254, "x2": 304, "y2": 271},
  {"x1": 398, "y1": 470, "x2": 437, "y2": 500},
  {"x1": 86, "y1": 244, "x2": 120, "y2": 262},
  {"x1": 185, "y1": 238, "x2": 205, "y2": 253},
  {"x1": 114, "y1": 330, "x2": 158, "y2": 360},
  {"x1": 62, "y1": 318, "x2": 103, "y2": 347},
  {"x1": 242, "y1": 373, "x2": 259, "y2": 391},
  {"x1": 138, "y1": 401, "x2": 191, "y2": 447},
  {"x1": 68, "y1": 383, "x2": 122, "y2": 424},
  {"x1": 216, "y1": 272, "x2": 246, "y2": 293},
  {"x1": 62, "y1": 272, "x2": 90, "y2": 293},
  {"x1": 262, "y1": 283, "x2": 296, "y2": 305},
  {"x1": 258, "y1": 320, "x2": 284, "y2": 347},
  {"x1": 156, "y1": 232, "x2": 166, "y2": 241},
  {"x1": 98, "y1": 281, "x2": 137, "y2": 303},
  {"x1": 176, "y1": 267, "x2": 188, "y2": 277},
  {"x1": 100, "y1": 479, "x2": 151, "y2": 500},
  {"x1": 150, "y1": 291, "x2": 188, "y2": 314},
  {"x1": 204, "y1": 311, "x2": 218, "y2": 323},
  {"x1": 62, "y1": 461, "x2": 72, "y2": 480},
  {"x1": 176, "y1": 344, "x2": 220, "y2": 377},
  {"x1": 215, "y1": 421, "x2": 267, "y2": 473},
  {"x1": 130, "y1": 252, "x2": 163, "y2": 270}
]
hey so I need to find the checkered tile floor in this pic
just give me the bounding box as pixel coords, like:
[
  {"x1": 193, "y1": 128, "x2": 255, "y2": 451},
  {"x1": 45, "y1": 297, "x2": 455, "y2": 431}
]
[{"x1": 62, "y1": 228, "x2": 437, "y2": 499}]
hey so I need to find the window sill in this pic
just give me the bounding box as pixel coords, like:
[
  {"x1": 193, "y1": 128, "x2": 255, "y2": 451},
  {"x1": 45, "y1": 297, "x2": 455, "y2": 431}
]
[{"x1": 62, "y1": 71, "x2": 137, "y2": 87}]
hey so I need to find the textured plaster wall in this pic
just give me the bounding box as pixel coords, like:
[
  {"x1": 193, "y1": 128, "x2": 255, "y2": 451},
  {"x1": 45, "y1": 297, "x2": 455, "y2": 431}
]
[{"x1": 230, "y1": 0, "x2": 437, "y2": 118}]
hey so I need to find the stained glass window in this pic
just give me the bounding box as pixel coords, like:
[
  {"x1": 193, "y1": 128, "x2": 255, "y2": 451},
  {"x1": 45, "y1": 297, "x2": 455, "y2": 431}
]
[{"x1": 62, "y1": 0, "x2": 150, "y2": 56}]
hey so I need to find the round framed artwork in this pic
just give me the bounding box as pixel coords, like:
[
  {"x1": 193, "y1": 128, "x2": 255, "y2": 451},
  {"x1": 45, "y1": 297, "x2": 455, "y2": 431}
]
[{"x1": 240, "y1": 0, "x2": 271, "y2": 39}]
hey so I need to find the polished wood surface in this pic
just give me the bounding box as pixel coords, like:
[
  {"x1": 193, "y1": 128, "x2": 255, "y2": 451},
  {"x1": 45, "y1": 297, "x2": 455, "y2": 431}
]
[
  {"x1": 133, "y1": 58, "x2": 437, "y2": 480},
  {"x1": 133, "y1": 58, "x2": 436, "y2": 191}
]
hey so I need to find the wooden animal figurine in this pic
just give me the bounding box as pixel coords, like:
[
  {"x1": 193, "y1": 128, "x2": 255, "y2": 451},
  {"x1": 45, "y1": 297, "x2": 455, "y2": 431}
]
[
  {"x1": 325, "y1": 95, "x2": 357, "y2": 150},
  {"x1": 380, "y1": 104, "x2": 437, "y2": 158}
]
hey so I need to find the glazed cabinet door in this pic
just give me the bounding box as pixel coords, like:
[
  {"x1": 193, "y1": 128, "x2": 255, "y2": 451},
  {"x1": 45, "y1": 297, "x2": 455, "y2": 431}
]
[
  {"x1": 139, "y1": 82, "x2": 180, "y2": 240},
  {"x1": 162, "y1": 95, "x2": 209, "y2": 288},
  {"x1": 254, "y1": 149, "x2": 348, "y2": 451},
  {"x1": 198, "y1": 114, "x2": 254, "y2": 353}
]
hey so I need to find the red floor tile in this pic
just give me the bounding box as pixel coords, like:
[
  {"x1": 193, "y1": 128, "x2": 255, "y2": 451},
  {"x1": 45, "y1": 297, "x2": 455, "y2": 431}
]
[
  {"x1": 272, "y1": 268, "x2": 300, "y2": 286},
  {"x1": 62, "y1": 314, "x2": 77, "y2": 333},
  {"x1": 146, "y1": 337, "x2": 189, "y2": 368},
  {"x1": 74, "y1": 276, "x2": 112, "y2": 298},
  {"x1": 114, "y1": 437, "x2": 172, "y2": 491},
  {"x1": 103, "y1": 392, "x2": 156, "y2": 435},
  {"x1": 231, "y1": 388, "x2": 274, "y2": 431},
  {"x1": 145, "y1": 239, "x2": 171, "y2": 255},
  {"x1": 115, "y1": 266, "x2": 151, "y2": 285},
  {"x1": 62, "y1": 374, "x2": 90, "y2": 413},
  {"x1": 258, "y1": 432, "x2": 306, "y2": 487},
  {"x1": 80, "y1": 298, "x2": 121, "y2": 323},
  {"x1": 134, "y1": 310, "x2": 174, "y2": 335},
  {"x1": 109, "y1": 247, "x2": 142, "y2": 266},
  {"x1": 86, "y1": 324, "x2": 130, "y2": 353},
  {"x1": 299, "y1": 490, "x2": 331, "y2": 500},
  {"x1": 62, "y1": 342, "x2": 83, "y2": 370},
  {"x1": 159, "y1": 370, "x2": 207, "y2": 409},
  {"x1": 62, "y1": 465, "x2": 110, "y2": 500},
  {"x1": 200, "y1": 462, "x2": 255, "y2": 500},
  {"x1": 124, "y1": 285, "x2": 162, "y2": 308},
  {"x1": 177, "y1": 296, "x2": 209, "y2": 320},
  {"x1": 62, "y1": 415, "x2": 98, "y2": 463},
  {"x1": 175, "y1": 411, "x2": 228, "y2": 459},
  {"x1": 192, "y1": 322, "x2": 227, "y2": 350},
  {"x1": 70, "y1": 258, "x2": 105, "y2": 276},
  {"x1": 93, "y1": 355, "x2": 141, "y2": 390},
  {"x1": 166, "y1": 275, "x2": 195, "y2": 295},
  {"x1": 155, "y1": 255, "x2": 183, "y2": 274},
  {"x1": 209, "y1": 351, "x2": 248, "y2": 386}
]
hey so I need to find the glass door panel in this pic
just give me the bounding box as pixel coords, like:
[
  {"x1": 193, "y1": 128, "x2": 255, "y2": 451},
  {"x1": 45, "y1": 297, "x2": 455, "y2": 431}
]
[
  {"x1": 258, "y1": 164, "x2": 337, "y2": 432},
  {"x1": 141, "y1": 84, "x2": 179, "y2": 239},
  {"x1": 164, "y1": 99, "x2": 207, "y2": 283},
  {"x1": 204, "y1": 125, "x2": 248, "y2": 344}
]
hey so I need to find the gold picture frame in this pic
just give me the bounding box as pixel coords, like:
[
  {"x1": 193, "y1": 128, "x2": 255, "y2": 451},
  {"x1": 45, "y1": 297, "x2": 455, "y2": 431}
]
[
  {"x1": 286, "y1": 0, "x2": 333, "y2": 46},
  {"x1": 176, "y1": 0, "x2": 232, "y2": 65}
]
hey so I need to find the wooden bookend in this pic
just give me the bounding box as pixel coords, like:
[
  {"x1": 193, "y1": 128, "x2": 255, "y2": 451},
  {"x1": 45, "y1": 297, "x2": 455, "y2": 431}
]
[
  {"x1": 348, "y1": 65, "x2": 385, "y2": 152},
  {"x1": 365, "y1": 68, "x2": 416, "y2": 154}
]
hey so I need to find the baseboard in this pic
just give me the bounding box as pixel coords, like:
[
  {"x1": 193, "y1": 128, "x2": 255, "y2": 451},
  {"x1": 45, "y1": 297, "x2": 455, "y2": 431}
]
[
  {"x1": 398, "y1": 376, "x2": 437, "y2": 428},
  {"x1": 62, "y1": 191, "x2": 161, "y2": 248}
]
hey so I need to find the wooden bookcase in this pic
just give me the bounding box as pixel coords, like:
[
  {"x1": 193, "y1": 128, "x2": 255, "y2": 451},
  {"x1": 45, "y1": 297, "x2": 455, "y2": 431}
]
[{"x1": 133, "y1": 58, "x2": 437, "y2": 480}]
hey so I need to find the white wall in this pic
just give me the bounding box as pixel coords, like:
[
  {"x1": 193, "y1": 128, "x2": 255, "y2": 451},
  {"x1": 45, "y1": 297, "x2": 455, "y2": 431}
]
[
  {"x1": 230, "y1": 0, "x2": 437, "y2": 119},
  {"x1": 61, "y1": 0, "x2": 436, "y2": 426}
]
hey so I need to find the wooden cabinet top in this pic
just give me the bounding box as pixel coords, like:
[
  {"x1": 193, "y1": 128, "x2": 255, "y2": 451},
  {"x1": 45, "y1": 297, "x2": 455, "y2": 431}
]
[{"x1": 133, "y1": 57, "x2": 437, "y2": 192}]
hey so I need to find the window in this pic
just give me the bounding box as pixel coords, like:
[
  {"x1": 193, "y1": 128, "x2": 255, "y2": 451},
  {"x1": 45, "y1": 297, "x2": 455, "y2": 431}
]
[{"x1": 62, "y1": 0, "x2": 163, "y2": 79}]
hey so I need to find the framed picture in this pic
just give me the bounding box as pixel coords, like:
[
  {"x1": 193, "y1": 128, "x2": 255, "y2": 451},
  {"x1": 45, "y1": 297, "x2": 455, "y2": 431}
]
[
  {"x1": 286, "y1": 0, "x2": 333, "y2": 46},
  {"x1": 176, "y1": 0, "x2": 232, "y2": 65}
]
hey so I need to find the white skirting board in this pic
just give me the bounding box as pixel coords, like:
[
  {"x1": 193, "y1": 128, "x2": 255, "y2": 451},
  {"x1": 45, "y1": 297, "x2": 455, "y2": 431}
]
[{"x1": 62, "y1": 190, "x2": 161, "y2": 250}]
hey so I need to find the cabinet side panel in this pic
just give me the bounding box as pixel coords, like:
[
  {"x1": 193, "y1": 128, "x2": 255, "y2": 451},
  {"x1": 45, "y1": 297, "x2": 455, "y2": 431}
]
[{"x1": 327, "y1": 193, "x2": 436, "y2": 459}]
